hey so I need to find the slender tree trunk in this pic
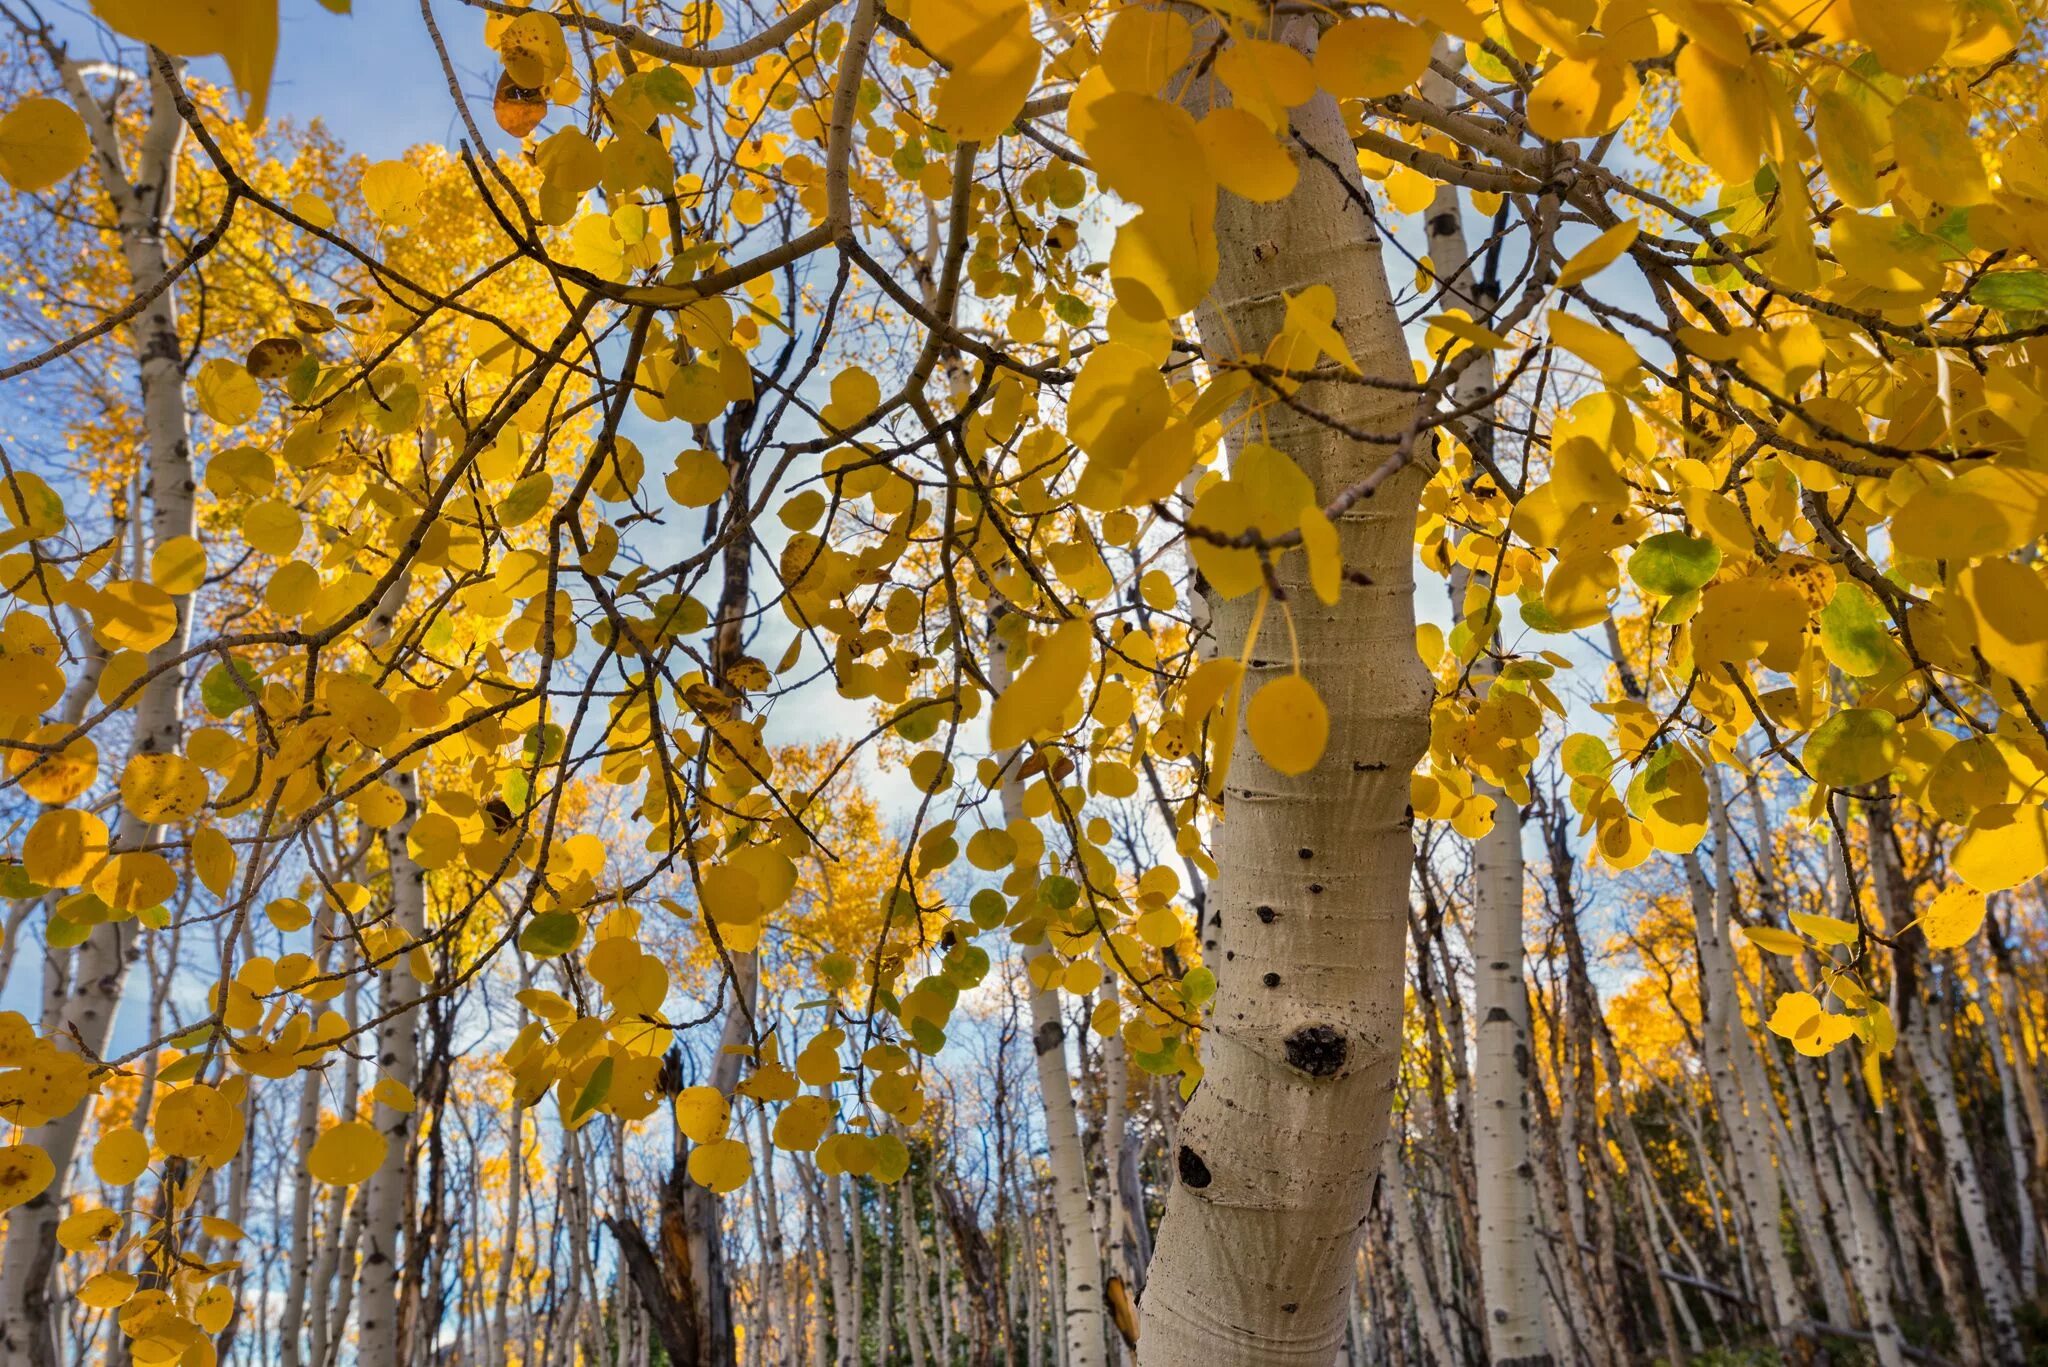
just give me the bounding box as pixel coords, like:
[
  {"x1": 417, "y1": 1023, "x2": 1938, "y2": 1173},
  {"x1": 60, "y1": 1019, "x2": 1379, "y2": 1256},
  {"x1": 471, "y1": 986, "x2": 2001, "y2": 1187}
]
[
  {"x1": 1383, "y1": 1144, "x2": 1460, "y2": 1367},
  {"x1": 357, "y1": 764, "x2": 427, "y2": 1367},
  {"x1": 989, "y1": 629, "x2": 1108, "y2": 1367},
  {"x1": 1139, "y1": 21, "x2": 1432, "y2": 1365},
  {"x1": 1823, "y1": 1053, "x2": 1905, "y2": 1367},
  {"x1": 1420, "y1": 66, "x2": 1551, "y2": 1356},
  {"x1": 1684, "y1": 784, "x2": 1802, "y2": 1346},
  {"x1": 0, "y1": 61, "x2": 194, "y2": 1367}
]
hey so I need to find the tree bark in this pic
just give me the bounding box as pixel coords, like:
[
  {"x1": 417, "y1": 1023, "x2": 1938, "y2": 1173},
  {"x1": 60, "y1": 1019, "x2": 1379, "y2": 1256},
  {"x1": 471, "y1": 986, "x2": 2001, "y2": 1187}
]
[
  {"x1": 0, "y1": 58, "x2": 195, "y2": 1367},
  {"x1": 1138, "y1": 25, "x2": 1432, "y2": 1364}
]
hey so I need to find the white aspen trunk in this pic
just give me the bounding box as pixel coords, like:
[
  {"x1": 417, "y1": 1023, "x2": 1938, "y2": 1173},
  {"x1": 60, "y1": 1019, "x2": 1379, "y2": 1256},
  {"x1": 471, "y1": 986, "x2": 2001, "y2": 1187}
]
[
  {"x1": 1738, "y1": 964, "x2": 1855, "y2": 1333},
  {"x1": 1139, "y1": 24, "x2": 1431, "y2": 1367},
  {"x1": 878, "y1": 1175, "x2": 896, "y2": 1367},
  {"x1": 901, "y1": 1183, "x2": 932, "y2": 1367},
  {"x1": 752, "y1": 1108, "x2": 796, "y2": 1367},
  {"x1": 281, "y1": 1066, "x2": 325, "y2": 1367},
  {"x1": 990, "y1": 631, "x2": 1108, "y2": 1367},
  {"x1": 1823, "y1": 1054, "x2": 1904, "y2": 1367},
  {"x1": 1098, "y1": 945, "x2": 1146, "y2": 1318},
  {"x1": 357, "y1": 771, "x2": 427, "y2": 1367},
  {"x1": 1909, "y1": 1003, "x2": 2023, "y2": 1358},
  {"x1": 847, "y1": 1176, "x2": 865, "y2": 1362},
  {"x1": 1382, "y1": 1145, "x2": 1459, "y2": 1367},
  {"x1": 1423, "y1": 104, "x2": 1548, "y2": 1340},
  {"x1": 0, "y1": 62, "x2": 194, "y2": 1367},
  {"x1": 1974, "y1": 938, "x2": 2041, "y2": 1294},
  {"x1": 1686, "y1": 779, "x2": 1803, "y2": 1342},
  {"x1": 488, "y1": 1102, "x2": 526, "y2": 1365},
  {"x1": 1018, "y1": 1189, "x2": 1044, "y2": 1367},
  {"x1": 820, "y1": 1168, "x2": 857, "y2": 1366},
  {"x1": 310, "y1": 975, "x2": 363, "y2": 1367}
]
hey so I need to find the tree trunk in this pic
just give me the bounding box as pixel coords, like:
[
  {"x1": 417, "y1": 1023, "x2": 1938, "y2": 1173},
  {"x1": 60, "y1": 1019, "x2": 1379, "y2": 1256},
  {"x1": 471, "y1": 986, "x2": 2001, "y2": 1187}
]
[
  {"x1": 1138, "y1": 23, "x2": 1431, "y2": 1366},
  {"x1": 989, "y1": 628, "x2": 1109, "y2": 1367},
  {"x1": 0, "y1": 60, "x2": 194, "y2": 1367}
]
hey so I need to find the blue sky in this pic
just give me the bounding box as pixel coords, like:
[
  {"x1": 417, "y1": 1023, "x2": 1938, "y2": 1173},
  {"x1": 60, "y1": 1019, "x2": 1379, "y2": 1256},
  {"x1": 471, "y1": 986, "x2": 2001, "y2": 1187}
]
[{"x1": 48, "y1": 0, "x2": 503, "y2": 159}]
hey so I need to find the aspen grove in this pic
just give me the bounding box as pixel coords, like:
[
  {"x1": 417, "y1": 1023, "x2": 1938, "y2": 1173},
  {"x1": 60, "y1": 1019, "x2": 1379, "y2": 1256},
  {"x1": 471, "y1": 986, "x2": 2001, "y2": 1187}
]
[{"x1": 3, "y1": 0, "x2": 2048, "y2": 1363}]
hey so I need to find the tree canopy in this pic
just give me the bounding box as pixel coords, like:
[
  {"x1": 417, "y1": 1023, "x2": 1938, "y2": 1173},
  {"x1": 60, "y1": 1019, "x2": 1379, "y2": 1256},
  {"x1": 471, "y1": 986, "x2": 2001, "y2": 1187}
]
[{"x1": 3, "y1": 0, "x2": 2048, "y2": 1363}]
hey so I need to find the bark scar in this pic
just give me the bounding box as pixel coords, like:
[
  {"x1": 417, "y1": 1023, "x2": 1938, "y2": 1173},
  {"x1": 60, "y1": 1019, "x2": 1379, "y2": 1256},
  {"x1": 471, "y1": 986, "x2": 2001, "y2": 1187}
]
[{"x1": 1284, "y1": 1024, "x2": 1348, "y2": 1077}]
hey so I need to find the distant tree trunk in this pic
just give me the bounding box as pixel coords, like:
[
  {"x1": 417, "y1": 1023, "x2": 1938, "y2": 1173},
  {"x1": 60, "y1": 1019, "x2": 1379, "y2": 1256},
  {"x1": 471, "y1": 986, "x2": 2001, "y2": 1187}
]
[
  {"x1": 1869, "y1": 799, "x2": 2021, "y2": 1360},
  {"x1": 1421, "y1": 52, "x2": 1550, "y2": 1362},
  {"x1": 990, "y1": 628, "x2": 1108, "y2": 1367},
  {"x1": 1140, "y1": 21, "x2": 1433, "y2": 1365},
  {"x1": 0, "y1": 57, "x2": 194, "y2": 1367},
  {"x1": 1686, "y1": 776, "x2": 1804, "y2": 1345}
]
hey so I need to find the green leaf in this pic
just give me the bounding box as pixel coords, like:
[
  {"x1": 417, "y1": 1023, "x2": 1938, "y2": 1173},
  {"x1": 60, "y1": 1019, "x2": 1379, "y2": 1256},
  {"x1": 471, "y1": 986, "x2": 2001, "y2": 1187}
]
[
  {"x1": 1819, "y1": 582, "x2": 1894, "y2": 677},
  {"x1": 969, "y1": 889, "x2": 1008, "y2": 928},
  {"x1": 1803, "y1": 708, "x2": 1900, "y2": 789},
  {"x1": 496, "y1": 472, "x2": 554, "y2": 528},
  {"x1": 44, "y1": 914, "x2": 90, "y2": 949},
  {"x1": 1970, "y1": 271, "x2": 2048, "y2": 312},
  {"x1": 1039, "y1": 875, "x2": 1080, "y2": 911},
  {"x1": 568, "y1": 1056, "x2": 614, "y2": 1123},
  {"x1": 201, "y1": 658, "x2": 263, "y2": 718},
  {"x1": 1628, "y1": 532, "x2": 1721, "y2": 596},
  {"x1": 1560, "y1": 732, "x2": 1612, "y2": 779},
  {"x1": 519, "y1": 911, "x2": 583, "y2": 959}
]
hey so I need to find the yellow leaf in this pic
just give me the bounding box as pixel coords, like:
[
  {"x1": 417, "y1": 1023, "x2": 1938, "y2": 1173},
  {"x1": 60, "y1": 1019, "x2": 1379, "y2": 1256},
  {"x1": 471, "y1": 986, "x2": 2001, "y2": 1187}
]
[
  {"x1": 156, "y1": 1085, "x2": 239, "y2": 1161},
  {"x1": 1246, "y1": 674, "x2": 1330, "y2": 776},
  {"x1": 1109, "y1": 207, "x2": 1219, "y2": 323},
  {"x1": 1068, "y1": 345, "x2": 1170, "y2": 472},
  {"x1": 307, "y1": 1120, "x2": 387, "y2": 1186},
  {"x1": 772, "y1": 1095, "x2": 834, "y2": 1151},
  {"x1": 195, "y1": 358, "x2": 262, "y2": 426},
  {"x1": 1766, "y1": 989, "x2": 1822, "y2": 1041},
  {"x1": 23, "y1": 808, "x2": 108, "y2": 887},
  {"x1": 56, "y1": 1208, "x2": 120, "y2": 1253},
  {"x1": 1789, "y1": 911, "x2": 1859, "y2": 946},
  {"x1": 675, "y1": 1086, "x2": 730, "y2": 1143},
  {"x1": 1098, "y1": 8, "x2": 1194, "y2": 92},
  {"x1": 1674, "y1": 46, "x2": 1765, "y2": 184},
  {"x1": 0, "y1": 97, "x2": 91, "y2": 193},
  {"x1": 93, "y1": 0, "x2": 279, "y2": 123},
  {"x1": 1957, "y1": 559, "x2": 2048, "y2": 688},
  {"x1": 1920, "y1": 884, "x2": 1988, "y2": 950},
  {"x1": 1849, "y1": 0, "x2": 1952, "y2": 77},
  {"x1": 91, "y1": 851, "x2": 177, "y2": 912},
  {"x1": 1085, "y1": 92, "x2": 1213, "y2": 217},
  {"x1": 94, "y1": 580, "x2": 179, "y2": 653},
  {"x1": 362, "y1": 159, "x2": 428, "y2": 229},
  {"x1": 1195, "y1": 108, "x2": 1298, "y2": 203},
  {"x1": 1891, "y1": 94, "x2": 1989, "y2": 206},
  {"x1": 1954, "y1": 803, "x2": 2048, "y2": 893},
  {"x1": 76, "y1": 1271, "x2": 137, "y2": 1310},
  {"x1": 150, "y1": 535, "x2": 208, "y2": 595},
  {"x1": 369, "y1": 1078, "x2": 417, "y2": 1114},
  {"x1": 907, "y1": 0, "x2": 1042, "y2": 143},
  {"x1": 93, "y1": 1127, "x2": 150, "y2": 1185},
  {"x1": 687, "y1": 1137, "x2": 752, "y2": 1194},
  {"x1": 1527, "y1": 57, "x2": 1641, "y2": 141},
  {"x1": 1314, "y1": 18, "x2": 1434, "y2": 99},
  {"x1": 120, "y1": 753, "x2": 209, "y2": 825},
  {"x1": 1742, "y1": 926, "x2": 1807, "y2": 956},
  {"x1": 498, "y1": 10, "x2": 569, "y2": 89},
  {"x1": 1215, "y1": 37, "x2": 1318, "y2": 120},
  {"x1": 0, "y1": 1143, "x2": 53, "y2": 1211},
  {"x1": 1300, "y1": 506, "x2": 1342, "y2": 606},
  {"x1": 1556, "y1": 220, "x2": 1640, "y2": 288},
  {"x1": 990, "y1": 620, "x2": 1092, "y2": 752},
  {"x1": 1547, "y1": 310, "x2": 1640, "y2": 381}
]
